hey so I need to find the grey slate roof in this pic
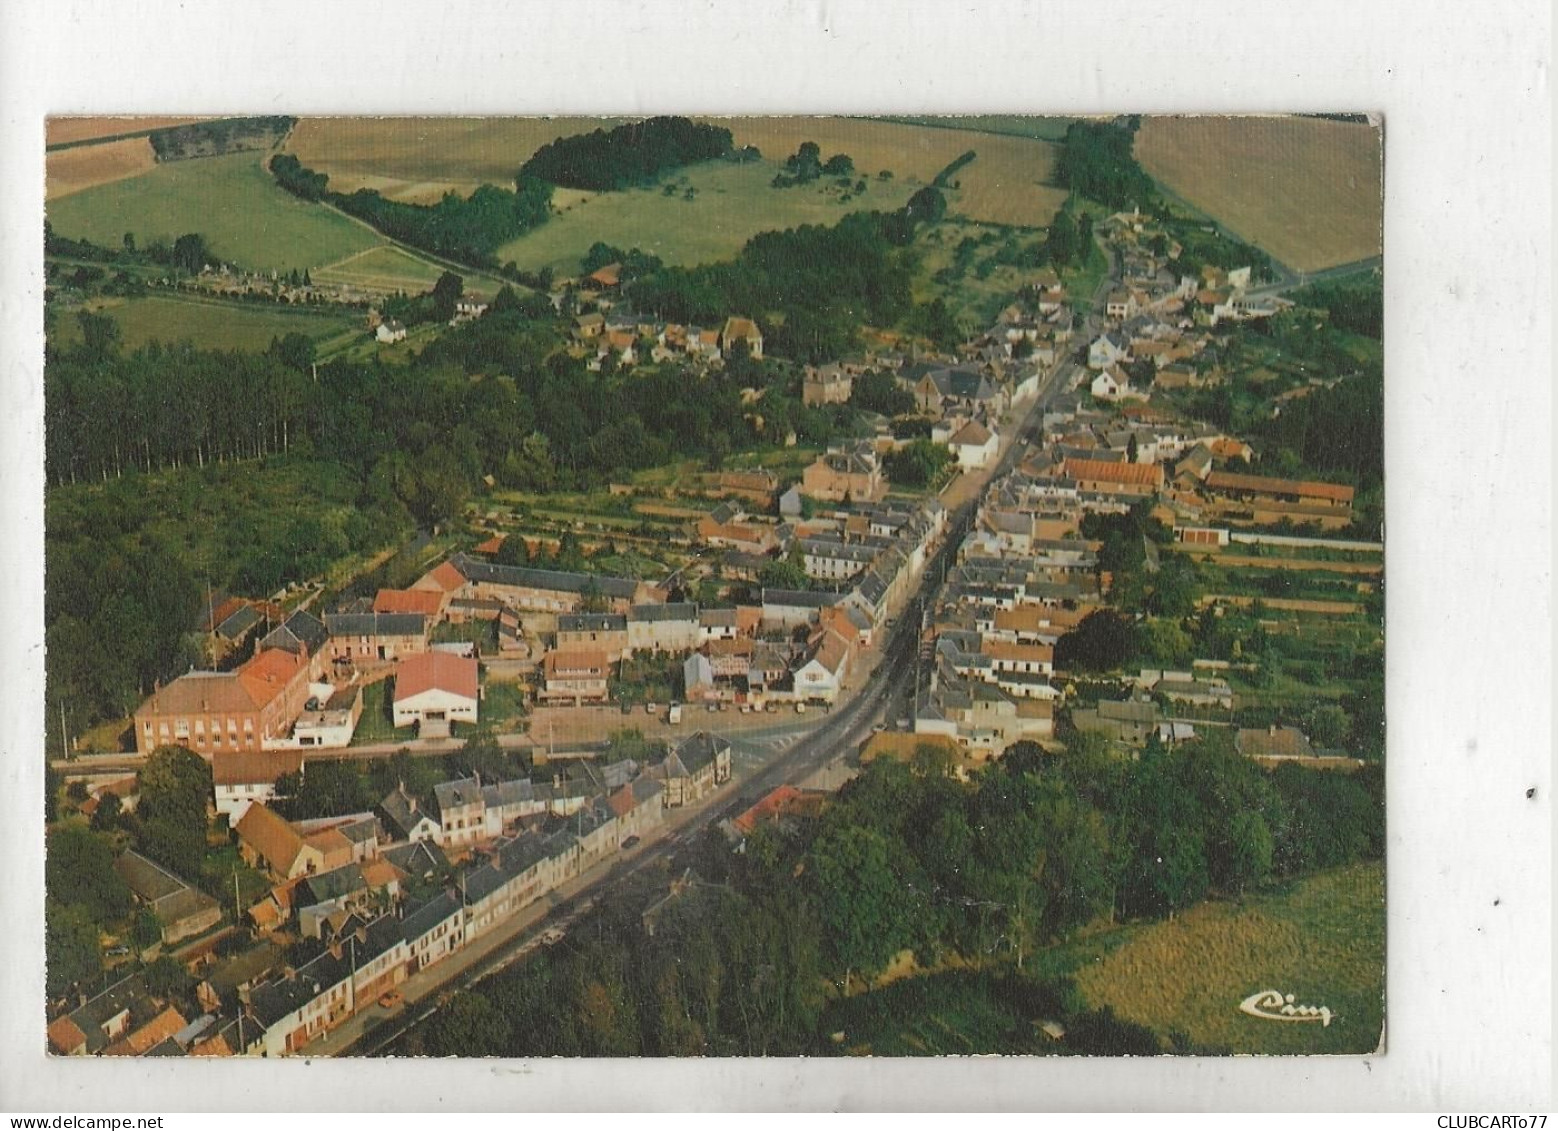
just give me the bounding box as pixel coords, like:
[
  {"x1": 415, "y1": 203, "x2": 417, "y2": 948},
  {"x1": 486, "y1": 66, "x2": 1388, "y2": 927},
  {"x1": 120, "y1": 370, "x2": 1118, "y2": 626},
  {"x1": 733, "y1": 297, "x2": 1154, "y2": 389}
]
[
  {"x1": 433, "y1": 777, "x2": 483, "y2": 815},
  {"x1": 325, "y1": 612, "x2": 426, "y2": 637},
  {"x1": 451, "y1": 553, "x2": 640, "y2": 599},
  {"x1": 400, "y1": 890, "x2": 463, "y2": 943}
]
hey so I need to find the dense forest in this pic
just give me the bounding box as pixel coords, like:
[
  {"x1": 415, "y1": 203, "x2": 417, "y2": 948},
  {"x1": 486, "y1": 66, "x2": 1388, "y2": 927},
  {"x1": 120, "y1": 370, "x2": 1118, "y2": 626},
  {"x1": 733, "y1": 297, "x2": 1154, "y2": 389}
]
[
  {"x1": 1053, "y1": 119, "x2": 1158, "y2": 210},
  {"x1": 269, "y1": 154, "x2": 554, "y2": 268},
  {"x1": 519, "y1": 117, "x2": 734, "y2": 191},
  {"x1": 396, "y1": 734, "x2": 1383, "y2": 1057},
  {"x1": 43, "y1": 295, "x2": 762, "y2": 733}
]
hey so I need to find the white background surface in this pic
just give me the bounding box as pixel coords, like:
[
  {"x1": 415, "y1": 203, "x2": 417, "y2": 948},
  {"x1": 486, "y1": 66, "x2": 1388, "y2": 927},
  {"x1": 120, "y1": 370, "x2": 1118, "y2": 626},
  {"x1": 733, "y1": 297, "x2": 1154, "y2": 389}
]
[{"x1": 0, "y1": 0, "x2": 1550, "y2": 1112}]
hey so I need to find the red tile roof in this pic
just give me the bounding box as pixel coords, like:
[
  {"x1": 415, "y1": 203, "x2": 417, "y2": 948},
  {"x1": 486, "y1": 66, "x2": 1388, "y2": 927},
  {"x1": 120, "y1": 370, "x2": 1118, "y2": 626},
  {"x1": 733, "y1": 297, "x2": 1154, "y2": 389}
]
[
  {"x1": 48, "y1": 1015, "x2": 88, "y2": 1055},
  {"x1": 1063, "y1": 457, "x2": 1165, "y2": 488},
  {"x1": 211, "y1": 749, "x2": 303, "y2": 788},
  {"x1": 236, "y1": 648, "x2": 307, "y2": 710},
  {"x1": 418, "y1": 560, "x2": 467, "y2": 594},
  {"x1": 541, "y1": 650, "x2": 609, "y2": 679},
  {"x1": 1205, "y1": 471, "x2": 1355, "y2": 504},
  {"x1": 394, "y1": 651, "x2": 480, "y2": 702},
  {"x1": 374, "y1": 588, "x2": 445, "y2": 617}
]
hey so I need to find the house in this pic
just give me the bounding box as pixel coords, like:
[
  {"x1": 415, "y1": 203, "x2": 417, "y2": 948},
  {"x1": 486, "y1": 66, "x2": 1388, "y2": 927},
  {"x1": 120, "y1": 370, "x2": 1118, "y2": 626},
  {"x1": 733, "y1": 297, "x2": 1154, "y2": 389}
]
[
  {"x1": 391, "y1": 652, "x2": 479, "y2": 734},
  {"x1": 375, "y1": 320, "x2": 406, "y2": 344},
  {"x1": 584, "y1": 262, "x2": 622, "y2": 290},
  {"x1": 431, "y1": 553, "x2": 648, "y2": 615},
  {"x1": 791, "y1": 629, "x2": 852, "y2": 704},
  {"x1": 657, "y1": 732, "x2": 732, "y2": 807},
  {"x1": 1175, "y1": 443, "x2": 1215, "y2": 481},
  {"x1": 948, "y1": 419, "x2": 999, "y2": 469},
  {"x1": 1088, "y1": 332, "x2": 1130, "y2": 369},
  {"x1": 539, "y1": 649, "x2": 611, "y2": 705},
  {"x1": 1091, "y1": 366, "x2": 1146, "y2": 401},
  {"x1": 236, "y1": 803, "x2": 354, "y2": 881},
  {"x1": 696, "y1": 504, "x2": 779, "y2": 554},
  {"x1": 257, "y1": 610, "x2": 330, "y2": 663},
  {"x1": 324, "y1": 612, "x2": 429, "y2": 666},
  {"x1": 626, "y1": 602, "x2": 700, "y2": 654},
  {"x1": 1070, "y1": 697, "x2": 1159, "y2": 746},
  {"x1": 432, "y1": 778, "x2": 487, "y2": 849},
  {"x1": 102, "y1": 1006, "x2": 189, "y2": 1057},
  {"x1": 720, "y1": 315, "x2": 763, "y2": 359},
  {"x1": 760, "y1": 587, "x2": 839, "y2": 629},
  {"x1": 133, "y1": 645, "x2": 314, "y2": 756},
  {"x1": 802, "y1": 363, "x2": 853, "y2": 406},
  {"x1": 212, "y1": 748, "x2": 305, "y2": 821},
  {"x1": 801, "y1": 447, "x2": 886, "y2": 503},
  {"x1": 372, "y1": 587, "x2": 447, "y2": 620},
  {"x1": 555, "y1": 613, "x2": 629, "y2": 662},
  {"x1": 1236, "y1": 725, "x2": 1318, "y2": 762},
  {"x1": 378, "y1": 786, "x2": 441, "y2": 844},
  {"x1": 400, "y1": 890, "x2": 465, "y2": 976},
  {"x1": 113, "y1": 851, "x2": 223, "y2": 945}
]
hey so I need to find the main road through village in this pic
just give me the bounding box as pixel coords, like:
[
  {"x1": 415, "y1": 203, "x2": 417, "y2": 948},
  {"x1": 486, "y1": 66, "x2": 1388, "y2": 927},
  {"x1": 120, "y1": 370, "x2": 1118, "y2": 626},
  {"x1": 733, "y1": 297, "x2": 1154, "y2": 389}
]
[{"x1": 327, "y1": 315, "x2": 1097, "y2": 1057}]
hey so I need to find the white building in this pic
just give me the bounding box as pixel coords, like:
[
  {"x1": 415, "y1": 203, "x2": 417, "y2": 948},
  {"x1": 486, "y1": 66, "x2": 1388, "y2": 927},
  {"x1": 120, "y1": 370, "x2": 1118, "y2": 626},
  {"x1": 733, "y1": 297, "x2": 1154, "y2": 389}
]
[{"x1": 392, "y1": 652, "x2": 479, "y2": 733}]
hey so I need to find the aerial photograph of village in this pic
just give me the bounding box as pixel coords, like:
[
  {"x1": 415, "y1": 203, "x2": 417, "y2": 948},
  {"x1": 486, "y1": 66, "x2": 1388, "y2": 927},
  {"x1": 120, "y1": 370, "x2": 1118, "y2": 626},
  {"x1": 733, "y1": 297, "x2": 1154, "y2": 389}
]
[{"x1": 41, "y1": 113, "x2": 1385, "y2": 1060}]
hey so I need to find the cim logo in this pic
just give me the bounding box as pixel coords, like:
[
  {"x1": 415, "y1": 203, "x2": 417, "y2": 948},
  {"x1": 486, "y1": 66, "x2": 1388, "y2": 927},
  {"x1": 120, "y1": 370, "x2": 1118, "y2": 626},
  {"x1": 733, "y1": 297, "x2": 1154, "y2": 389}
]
[{"x1": 1238, "y1": 989, "x2": 1334, "y2": 1027}]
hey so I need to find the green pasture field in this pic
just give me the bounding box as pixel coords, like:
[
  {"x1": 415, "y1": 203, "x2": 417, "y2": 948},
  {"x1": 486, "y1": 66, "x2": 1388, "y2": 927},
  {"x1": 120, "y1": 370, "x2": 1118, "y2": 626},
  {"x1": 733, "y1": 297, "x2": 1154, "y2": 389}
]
[
  {"x1": 494, "y1": 159, "x2": 918, "y2": 275},
  {"x1": 311, "y1": 244, "x2": 458, "y2": 296},
  {"x1": 52, "y1": 293, "x2": 360, "y2": 355},
  {"x1": 46, "y1": 151, "x2": 384, "y2": 273},
  {"x1": 1052, "y1": 861, "x2": 1385, "y2": 1055}
]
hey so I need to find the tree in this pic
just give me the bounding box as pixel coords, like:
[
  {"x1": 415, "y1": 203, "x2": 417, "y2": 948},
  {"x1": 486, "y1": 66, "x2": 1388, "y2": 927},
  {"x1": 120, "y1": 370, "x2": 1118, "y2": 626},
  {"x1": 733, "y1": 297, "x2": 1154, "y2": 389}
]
[
  {"x1": 883, "y1": 439, "x2": 953, "y2": 489},
  {"x1": 170, "y1": 233, "x2": 209, "y2": 274},
  {"x1": 1308, "y1": 703, "x2": 1352, "y2": 748},
  {"x1": 135, "y1": 745, "x2": 212, "y2": 876},
  {"x1": 138, "y1": 746, "x2": 210, "y2": 829},
  {"x1": 144, "y1": 955, "x2": 186, "y2": 998},
  {"x1": 822, "y1": 153, "x2": 854, "y2": 176},
  {"x1": 1066, "y1": 1006, "x2": 1161, "y2": 1055},
  {"x1": 89, "y1": 790, "x2": 123, "y2": 832},
  {"x1": 45, "y1": 900, "x2": 101, "y2": 999},
  {"x1": 46, "y1": 826, "x2": 131, "y2": 923},
  {"x1": 431, "y1": 271, "x2": 465, "y2": 322},
  {"x1": 1046, "y1": 210, "x2": 1078, "y2": 267},
  {"x1": 494, "y1": 534, "x2": 531, "y2": 567},
  {"x1": 422, "y1": 990, "x2": 511, "y2": 1056},
  {"x1": 75, "y1": 310, "x2": 121, "y2": 362},
  {"x1": 807, "y1": 824, "x2": 913, "y2": 980},
  {"x1": 905, "y1": 185, "x2": 947, "y2": 225},
  {"x1": 1054, "y1": 609, "x2": 1137, "y2": 673}
]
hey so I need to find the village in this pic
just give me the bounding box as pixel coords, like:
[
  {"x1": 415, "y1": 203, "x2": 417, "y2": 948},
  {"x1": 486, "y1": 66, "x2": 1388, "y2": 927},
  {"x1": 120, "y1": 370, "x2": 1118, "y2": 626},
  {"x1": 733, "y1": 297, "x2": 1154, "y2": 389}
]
[{"x1": 48, "y1": 196, "x2": 1383, "y2": 1061}]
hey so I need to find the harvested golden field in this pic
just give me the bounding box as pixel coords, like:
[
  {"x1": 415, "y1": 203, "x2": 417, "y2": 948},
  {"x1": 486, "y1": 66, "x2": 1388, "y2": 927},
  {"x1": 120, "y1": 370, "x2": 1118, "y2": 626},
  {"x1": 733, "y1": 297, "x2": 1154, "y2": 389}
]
[
  {"x1": 946, "y1": 133, "x2": 1069, "y2": 228},
  {"x1": 717, "y1": 116, "x2": 977, "y2": 184},
  {"x1": 46, "y1": 116, "x2": 208, "y2": 148},
  {"x1": 1136, "y1": 115, "x2": 1383, "y2": 273},
  {"x1": 286, "y1": 117, "x2": 635, "y2": 200},
  {"x1": 46, "y1": 137, "x2": 158, "y2": 199},
  {"x1": 1069, "y1": 862, "x2": 1384, "y2": 1054}
]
